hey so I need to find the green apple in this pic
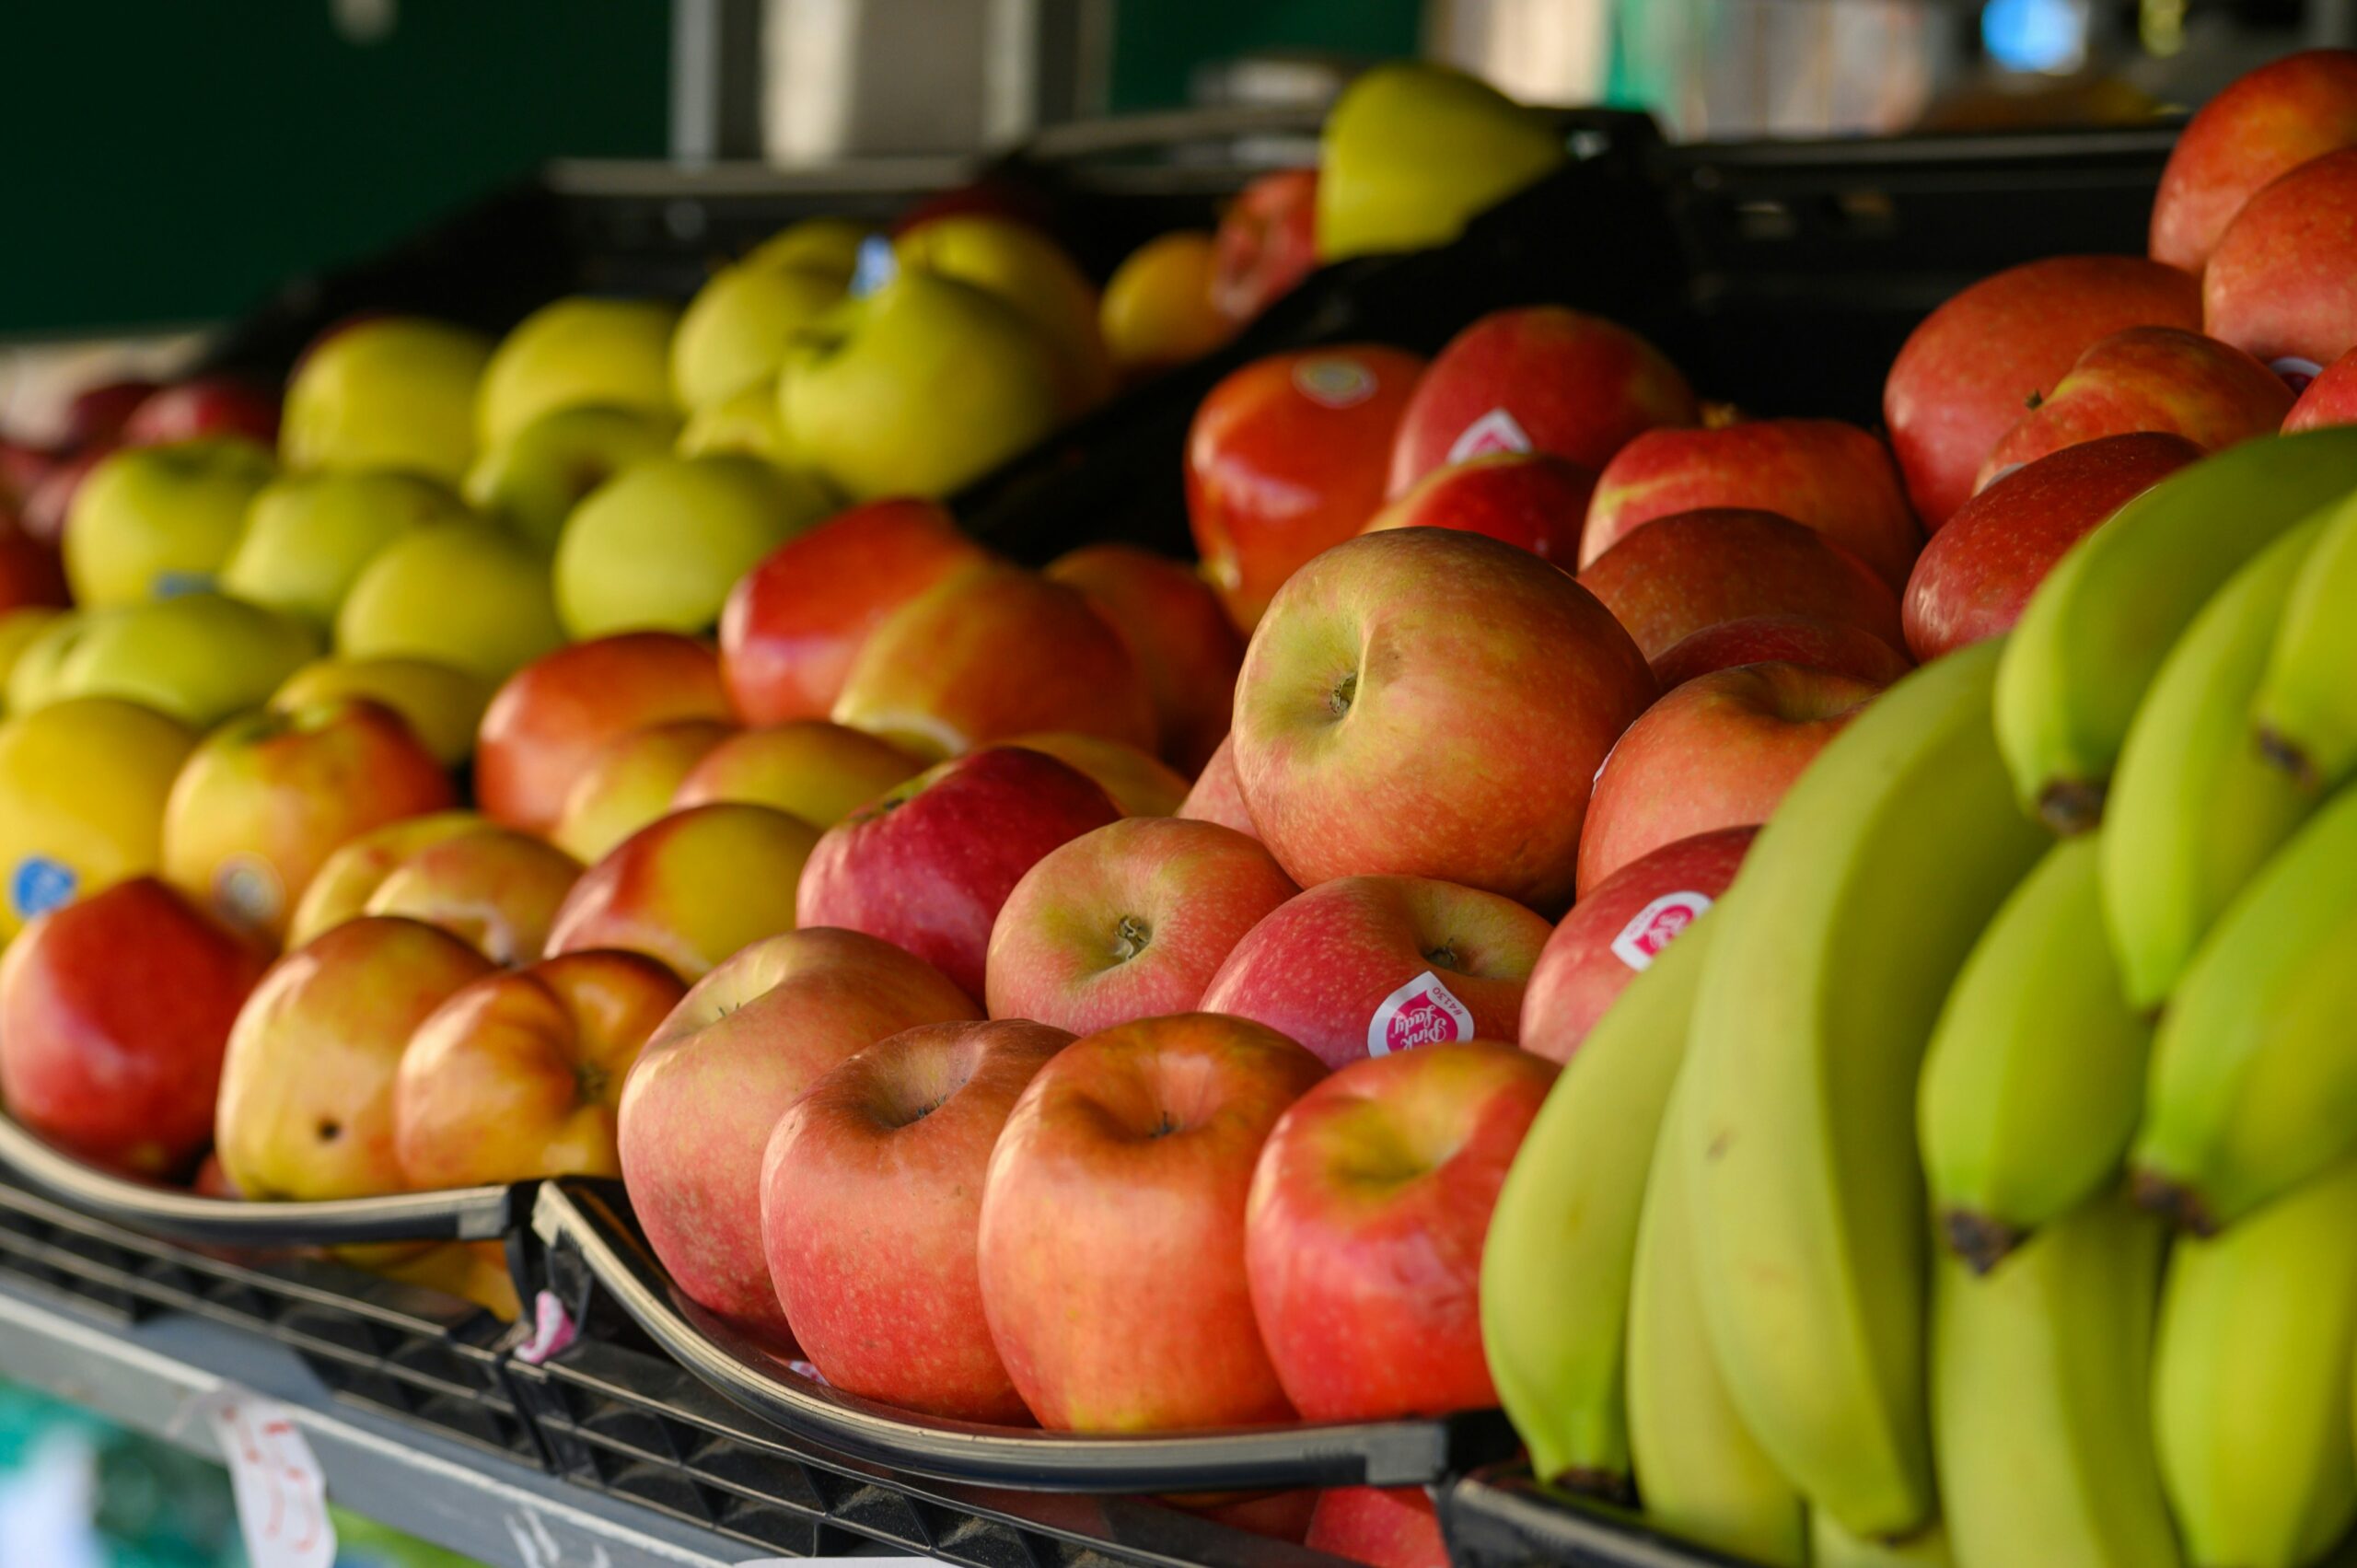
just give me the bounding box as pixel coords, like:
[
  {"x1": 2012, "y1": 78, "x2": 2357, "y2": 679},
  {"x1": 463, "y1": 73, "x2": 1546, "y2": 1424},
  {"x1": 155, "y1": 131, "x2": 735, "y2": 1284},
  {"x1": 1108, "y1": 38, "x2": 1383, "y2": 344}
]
[
  {"x1": 281, "y1": 316, "x2": 493, "y2": 484},
  {"x1": 554, "y1": 453, "x2": 831, "y2": 638},
  {"x1": 744, "y1": 217, "x2": 871, "y2": 285},
  {"x1": 6, "y1": 613, "x2": 90, "y2": 715},
  {"x1": 219, "y1": 470, "x2": 470, "y2": 627},
  {"x1": 0, "y1": 609, "x2": 69, "y2": 712},
  {"x1": 335, "y1": 521, "x2": 564, "y2": 682},
  {"x1": 462, "y1": 403, "x2": 678, "y2": 552},
  {"x1": 677, "y1": 378, "x2": 791, "y2": 463},
  {"x1": 779, "y1": 271, "x2": 1062, "y2": 502},
  {"x1": 1317, "y1": 62, "x2": 1565, "y2": 262},
  {"x1": 672, "y1": 263, "x2": 844, "y2": 412},
  {"x1": 477, "y1": 297, "x2": 679, "y2": 448},
  {"x1": 894, "y1": 214, "x2": 1113, "y2": 412},
  {"x1": 64, "y1": 437, "x2": 276, "y2": 609},
  {"x1": 48, "y1": 593, "x2": 320, "y2": 728}
]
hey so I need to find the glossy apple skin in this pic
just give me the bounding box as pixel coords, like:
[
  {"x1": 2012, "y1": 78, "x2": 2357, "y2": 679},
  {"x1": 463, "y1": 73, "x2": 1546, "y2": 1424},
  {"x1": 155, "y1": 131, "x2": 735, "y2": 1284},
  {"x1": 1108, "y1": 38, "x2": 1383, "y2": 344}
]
[
  {"x1": 1581, "y1": 419, "x2": 1920, "y2": 591},
  {"x1": 551, "y1": 718, "x2": 737, "y2": 865},
  {"x1": 394, "y1": 950, "x2": 684, "y2": 1189},
  {"x1": 671, "y1": 720, "x2": 922, "y2": 826},
  {"x1": 1212, "y1": 168, "x2": 1320, "y2": 326},
  {"x1": 1363, "y1": 451, "x2": 1597, "y2": 563},
  {"x1": 1046, "y1": 543, "x2": 1244, "y2": 775},
  {"x1": 1306, "y1": 1488, "x2": 1448, "y2": 1568},
  {"x1": 1199, "y1": 875, "x2": 1551, "y2": 1068},
  {"x1": 720, "y1": 498, "x2": 993, "y2": 726},
  {"x1": 797, "y1": 747, "x2": 1121, "y2": 1003},
  {"x1": 986, "y1": 818, "x2": 1299, "y2": 1036},
  {"x1": 543, "y1": 803, "x2": 818, "y2": 981},
  {"x1": 1245, "y1": 1040, "x2": 1555, "y2": 1419},
  {"x1": 620, "y1": 927, "x2": 979, "y2": 1335},
  {"x1": 476, "y1": 633, "x2": 734, "y2": 836},
  {"x1": 2205, "y1": 146, "x2": 2357, "y2": 374},
  {"x1": 2284, "y1": 345, "x2": 2357, "y2": 430},
  {"x1": 122, "y1": 377, "x2": 282, "y2": 449},
  {"x1": 1178, "y1": 736, "x2": 1257, "y2": 837},
  {"x1": 997, "y1": 731, "x2": 1190, "y2": 818},
  {"x1": 761, "y1": 1018, "x2": 1072, "y2": 1421},
  {"x1": 363, "y1": 826, "x2": 583, "y2": 967},
  {"x1": 2152, "y1": 49, "x2": 2357, "y2": 274},
  {"x1": 0, "y1": 877, "x2": 271, "y2": 1177},
  {"x1": 285, "y1": 810, "x2": 487, "y2": 948},
  {"x1": 1577, "y1": 507, "x2": 1905, "y2": 663},
  {"x1": 1186, "y1": 346, "x2": 1427, "y2": 632},
  {"x1": 1883, "y1": 255, "x2": 2200, "y2": 529},
  {"x1": 1387, "y1": 307, "x2": 1696, "y2": 496},
  {"x1": 1902, "y1": 431, "x2": 2201, "y2": 663},
  {"x1": 1235, "y1": 529, "x2": 1653, "y2": 913},
  {"x1": 1650, "y1": 613, "x2": 1912, "y2": 692},
  {"x1": 1976, "y1": 326, "x2": 2290, "y2": 488},
  {"x1": 977, "y1": 1013, "x2": 1328, "y2": 1431}
]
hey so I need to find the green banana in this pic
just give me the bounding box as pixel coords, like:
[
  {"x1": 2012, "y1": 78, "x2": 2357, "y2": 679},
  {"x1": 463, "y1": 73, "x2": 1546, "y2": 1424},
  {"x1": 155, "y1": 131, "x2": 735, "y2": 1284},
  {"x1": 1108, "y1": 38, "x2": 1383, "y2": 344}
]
[
  {"x1": 2100, "y1": 509, "x2": 2328, "y2": 1011},
  {"x1": 1919, "y1": 835, "x2": 2150, "y2": 1271},
  {"x1": 1932, "y1": 1189, "x2": 2177, "y2": 1568},
  {"x1": 1478, "y1": 912, "x2": 1718, "y2": 1495},
  {"x1": 2153, "y1": 1157, "x2": 2357, "y2": 1568},
  {"x1": 1994, "y1": 428, "x2": 2357, "y2": 832},
  {"x1": 2256, "y1": 485, "x2": 2357, "y2": 792},
  {"x1": 2131, "y1": 781, "x2": 2357, "y2": 1233},
  {"x1": 1626, "y1": 1068, "x2": 1805, "y2": 1568},
  {"x1": 1812, "y1": 1514, "x2": 1956, "y2": 1567},
  {"x1": 1683, "y1": 640, "x2": 2050, "y2": 1539}
]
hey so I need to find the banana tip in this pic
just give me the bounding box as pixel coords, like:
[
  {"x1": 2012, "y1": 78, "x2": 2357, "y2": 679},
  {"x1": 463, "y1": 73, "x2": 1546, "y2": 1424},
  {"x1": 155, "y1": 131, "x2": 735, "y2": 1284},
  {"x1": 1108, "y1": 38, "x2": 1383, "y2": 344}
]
[
  {"x1": 2129, "y1": 1167, "x2": 2220, "y2": 1237},
  {"x1": 2254, "y1": 726, "x2": 2324, "y2": 793},
  {"x1": 1939, "y1": 1209, "x2": 2023, "y2": 1274},
  {"x1": 2035, "y1": 777, "x2": 2107, "y2": 836}
]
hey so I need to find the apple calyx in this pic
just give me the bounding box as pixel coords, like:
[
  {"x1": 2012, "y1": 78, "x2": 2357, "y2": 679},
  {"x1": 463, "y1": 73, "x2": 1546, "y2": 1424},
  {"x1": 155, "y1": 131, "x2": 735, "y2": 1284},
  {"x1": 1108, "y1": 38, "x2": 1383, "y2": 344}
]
[
  {"x1": 1109, "y1": 914, "x2": 1151, "y2": 962},
  {"x1": 1329, "y1": 669, "x2": 1358, "y2": 718}
]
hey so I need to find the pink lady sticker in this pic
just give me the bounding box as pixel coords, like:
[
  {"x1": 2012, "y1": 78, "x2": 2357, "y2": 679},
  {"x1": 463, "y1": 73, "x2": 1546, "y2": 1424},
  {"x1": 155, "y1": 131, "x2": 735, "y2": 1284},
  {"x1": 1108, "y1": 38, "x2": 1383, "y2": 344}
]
[
  {"x1": 1610, "y1": 891, "x2": 1714, "y2": 971},
  {"x1": 1293, "y1": 356, "x2": 1379, "y2": 410},
  {"x1": 1446, "y1": 407, "x2": 1533, "y2": 464},
  {"x1": 2272, "y1": 355, "x2": 2326, "y2": 394},
  {"x1": 1367, "y1": 970, "x2": 1477, "y2": 1057}
]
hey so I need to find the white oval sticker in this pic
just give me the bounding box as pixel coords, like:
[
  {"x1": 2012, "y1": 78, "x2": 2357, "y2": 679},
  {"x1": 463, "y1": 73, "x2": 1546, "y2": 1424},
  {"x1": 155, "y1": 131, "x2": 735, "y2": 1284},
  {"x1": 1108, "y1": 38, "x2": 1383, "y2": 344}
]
[
  {"x1": 1367, "y1": 970, "x2": 1477, "y2": 1056},
  {"x1": 1293, "y1": 356, "x2": 1379, "y2": 410},
  {"x1": 1610, "y1": 891, "x2": 1714, "y2": 971}
]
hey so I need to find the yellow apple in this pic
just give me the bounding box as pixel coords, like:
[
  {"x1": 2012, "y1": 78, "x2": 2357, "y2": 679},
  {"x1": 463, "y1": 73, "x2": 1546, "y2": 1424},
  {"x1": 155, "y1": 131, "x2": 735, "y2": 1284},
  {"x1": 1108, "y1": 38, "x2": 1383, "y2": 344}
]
[
  {"x1": 551, "y1": 718, "x2": 735, "y2": 864},
  {"x1": 335, "y1": 522, "x2": 564, "y2": 682},
  {"x1": 895, "y1": 214, "x2": 1113, "y2": 412},
  {"x1": 220, "y1": 470, "x2": 470, "y2": 627},
  {"x1": 270, "y1": 656, "x2": 490, "y2": 769},
  {"x1": 48, "y1": 594, "x2": 320, "y2": 728},
  {"x1": 671, "y1": 262, "x2": 844, "y2": 412},
  {"x1": 363, "y1": 826, "x2": 583, "y2": 966},
  {"x1": 65, "y1": 437, "x2": 276, "y2": 608},
  {"x1": 744, "y1": 217, "x2": 871, "y2": 284},
  {"x1": 670, "y1": 719, "x2": 920, "y2": 826},
  {"x1": 542, "y1": 802, "x2": 817, "y2": 980},
  {"x1": 281, "y1": 316, "x2": 493, "y2": 484},
  {"x1": 284, "y1": 810, "x2": 487, "y2": 947},
  {"x1": 461, "y1": 403, "x2": 679, "y2": 553},
  {"x1": 1317, "y1": 63, "x2": 1565, "y2": 261},
  {"x1": 0, "y1": 609, "x2": 68, "y2": 709},
  {"x1": 0, "y1": 696, "x2": 197, "y2": 939},
  {"x1": 5, "y1": 612, "x2": 87, "y2": 715},
  {"x1": 677, "y1": 378, "x2": 792, "y2": 463},
  {"x1": 477, "y1": 297, "x2": 679, "y2": 448}
]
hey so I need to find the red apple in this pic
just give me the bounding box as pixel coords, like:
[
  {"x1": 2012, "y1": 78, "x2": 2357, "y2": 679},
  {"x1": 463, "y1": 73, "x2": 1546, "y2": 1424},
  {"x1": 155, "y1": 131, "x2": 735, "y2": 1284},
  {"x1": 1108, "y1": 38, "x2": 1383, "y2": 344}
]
[
  {"x1": 1307, "y1": 1488, "x2": 1448, "y2": 1568},
  {"x1": 977, "y1": 1012, "x2": 1327, "y2": 1430},
  {"x1": 1045, "y1": 543, "x2": 1244, "y2": 775},
  {"x1": 1518, "y1": 826, "x2": 1754, "y2": 1064},
  {"x1": 1185, "y1": 1491, "x2": 1320, "y2": 1545},
  {"x1": 2205, "y1": 146, "x2": 2357, "y2": 377},
  {"x1": 985, "y1": 818, "x2": 1299, "y2": 1036},
  {"x1": 1212, "y1": 168, "x2": 1320, "y2": 326},
  {"x1": 2151, "y1": 50, "x2": 2357, "y2": 274},
  {"x1": 543, "y1": 803, "x2": 819, "y2": 981},
  {"x1": 64, "y1": 379, "x2": 158, "y2": 448},
  {"x1": 720, "y1": 498, "x2": 993, "y2": 726},
  {"x1": 1234, "y1": 528, "x2": 1653, "y2": 913},
  {"x1": 1578, "y1": 663, "x2": 1880, "y2": 895},
  {"x1": 0, "y1": 442, "x2": 54, "y2": 509},
  {"x1": 122, "y1": 377, "x2": 282, "y2": 449},
  {"x1": 0, "y1": 517, "x2": 67, "y2": 614},
  {"x1": 1362, "y1": 451, "x2": 1596, "y2": 563},
  {"x1": 0, "y1": 877, "x2": 271, "y2": 1177},
  {"x1": 1178, "y1": 735, "x2": 1257, "y2": 838},
  {"x1": 1576, "y1": 507, "x2": 1906, "y2": 663},
  {"x1": 761, "y1": 1017, "x2": 1072, "y2": 1421},
  {"x1": 1186, "y1": 345, "x2": 1427, "y2": 632},
  {"x1": 1902, "y1": 430, "x2": 2201, "y2": 663},
  {"x1": 1975, "y1": 326, "x2": 2290, "y2": 488},
  {"x1": 1199, "y1": 875, "x2": 1550, "y2": 1068},
  {"x1": 796, "y1": 746, "x2": 1121, "y2": 1003},
  {"x1": 619, "y1": 927, "x2": 979, "y2": 1334},
  {"x1": 1650, "y1": 614, "x2": 1912, "y2": 692},
  {"x1": 1884, "y1": 255, "x2": 2201, "y2": 529},
  {"x1": 1580, "y1": 419, "x2": 1920, "y2": 590},
  {"x1": 1246, "y1": 1040, "x2": 1554, "y2": 1418},
  {"x1": 2284, "y1": 345, "x2": 2357, "y2": 431}
]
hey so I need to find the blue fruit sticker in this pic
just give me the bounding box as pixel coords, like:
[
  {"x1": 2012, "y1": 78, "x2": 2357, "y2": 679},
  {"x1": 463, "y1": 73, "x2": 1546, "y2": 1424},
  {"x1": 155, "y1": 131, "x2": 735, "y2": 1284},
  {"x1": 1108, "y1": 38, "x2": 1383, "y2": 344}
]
[
  {"x1": 9, "y1": 857, "x2": 75, "y2": 922},
  {"x1": 152, "y1": 570, "x2": 217, "y2": 598}
]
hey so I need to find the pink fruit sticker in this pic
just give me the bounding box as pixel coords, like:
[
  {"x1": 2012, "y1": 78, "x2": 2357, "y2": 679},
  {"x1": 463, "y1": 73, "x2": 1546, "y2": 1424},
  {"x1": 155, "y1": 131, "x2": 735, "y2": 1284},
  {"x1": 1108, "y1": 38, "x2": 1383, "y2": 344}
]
[
  {"x1": 1610, "y1": 891, "x2": 1714, "y2": 971},
  {"x1": 1446, "y1": 407, "x2": 1533, "y2": 464},
  {"x1": 1293, "y1": 356, "x2": 1379, "y2": 410},
  {"x1": 2272, "y1": 355, "x2": 2326, "y2": 393},
  {"x1": 1366, "y1": 970, "x2": 1477, "y2": 1057}
]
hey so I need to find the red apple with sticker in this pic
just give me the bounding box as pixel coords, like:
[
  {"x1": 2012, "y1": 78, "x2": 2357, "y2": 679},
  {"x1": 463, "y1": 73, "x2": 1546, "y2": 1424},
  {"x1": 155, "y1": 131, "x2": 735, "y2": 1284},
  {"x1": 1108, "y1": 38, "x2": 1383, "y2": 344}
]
[
  {"x1": 2151, "y1": 49, "x2": 2357, "y2": 274},
  {"x1": 1360, "y1": 451, "x2": 1596, "y2": 563},
  {"x1": 1045, "y1": 543, "x2": 1243, "y2": 774},
  {"x1": 1650, "y1": 614, "x2": 1911, "y2": 692},
  {"x1": 1576, "y1": 507, "x2": 1905, "y2": 663},
  {"x1": 2284, "y1": 346, "x2": 2357, "y2": 431},
  {"x1": 1178, "y1": 736, "x2": 1257, "y2": 838},
  {"x1": 1307, "y1": 1488, "x2": 1449, "y2": 1568},
  {"x1": 2204, "y1": 146, "x2": 2357, "y2": 377},
  {"x1": 1211, "y1": 168, "x2": 1320, "y2": 326}
]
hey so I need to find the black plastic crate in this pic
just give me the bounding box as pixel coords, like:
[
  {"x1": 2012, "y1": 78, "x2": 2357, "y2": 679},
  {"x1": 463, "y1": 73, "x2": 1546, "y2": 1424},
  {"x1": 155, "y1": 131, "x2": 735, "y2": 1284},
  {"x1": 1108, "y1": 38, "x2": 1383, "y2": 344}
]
[{"x1": 1441, "y1": 1468, "x2": 1747, "y2": 1568}]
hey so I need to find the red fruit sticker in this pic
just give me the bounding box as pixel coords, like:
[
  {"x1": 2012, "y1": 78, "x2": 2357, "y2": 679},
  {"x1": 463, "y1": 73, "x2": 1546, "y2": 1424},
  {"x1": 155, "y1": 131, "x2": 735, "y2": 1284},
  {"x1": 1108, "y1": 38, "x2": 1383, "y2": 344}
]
[
  {"x1": 1293, "y1": 356, "x2": 1379, "y2": 410},
  {"x1": 1446, "y1": 407, "x2": 1533, "y2": 464},
  {"x1": 2272, "y1": 356, "x2": 2326, "y2": 393},
  {"x1": 1610, "y1": 891, "x2": 1714, "y2": 971},
  {"x1": 1366, "y1": 970, "x2": 1477, "y2": 1057},
  {"x1": 199, "y1": 1388, "x2": 335, "y2": 1568}
]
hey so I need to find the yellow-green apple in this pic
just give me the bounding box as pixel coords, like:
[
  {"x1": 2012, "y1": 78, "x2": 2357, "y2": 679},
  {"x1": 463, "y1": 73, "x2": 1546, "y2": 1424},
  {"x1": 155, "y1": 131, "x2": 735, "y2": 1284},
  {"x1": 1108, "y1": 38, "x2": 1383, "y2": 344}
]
[
  {"x1": 122, "y1": 376, "x2": 280, "y2": 449},
  {"x1": 1576, "y1": 508, "x2": 1905, "y2": 662},
  {"x1": 676, "y1": 379, "x2": 791, "y2": 463},
  {"x1": 220, "y1": 469, "x2": 471, "y2": 627},
  {"x1": 1651, "y1": 613, "x2": 1913, "y2": 692},
  {"x1": 271, "y1": 656, "x2": 490, "y2": 769},
  {"x1": 0, "y1": 607, "x2": 68, "y2": 696},
  {"x1": 160, "y1": 697, "x2": 456, "y2": 940},
  {"x1": 1317, "y1": 62, "x2": 1564, "y2": 261},
  {"x1": 544, "y1": 803, "x2": 818, "y2": 980},
  {"x1": 215, "y1": 916, "x2": 497, "y2": 1200},
  {"x1": 1212, "y1": 168, "x2": 1319, "y2": 326},
  {"x1": 1577, "y1": 663, "x2": 1880, "y2": 894},
  {"x1": 1884, "y1": 255, "x2": 2200, "y2": 529},
  {"x1": 1245, "y1": 1040, "x2": 1555, "y2": 1417},
  {"x1": 761, "y1": 1017, "x2": 1071, "y2": 1418},
  {"x1": 2152, "y1": 50, "x2": 2357, "y2": 274},
  {"x1": 281, "y1": 316, "x2": 492, "y2": 483},
  {"x1": 49, "y1": 593, "x2": 321, "y2": 728},
  {"x1": 2286, "y1": 346, "x2": 2357, "y2": 430},
  {"x1": 1581, "y1": 419, "x2": 1920, "y2": 590},
  {"x1": 1178, "y1": 736, "x2": 1256, "y2": 837},
  {"x1": 555, "y1": 453, "x2": 832, "y2": 639},
  {"x1": 64, "y1": 437, "x2": 275, "y2": 608},
  {"x1": 393, "y1": 949, "x2": 684, "y2": 1188},
  {"x1": 0, "y1": 877, "x2": 270, "y2": 1177},
  {"x1": 895, "y1": 214, "x2": 1113, "y2": 412},
  {"x1": 461, "y1": 403, "x2": 679, "y2": 552},
  {"x1": 977, "y1": 1012, "x2": 1326, "y2": 1430},
  {"x1": 985, "y1": 818, "x2": 1298, "y2": 1035},
  {"x1": 1045, "y1": 543, "x2": 1244, "y2": 773},
  {"x1": 476, "y1": 633, "x2": 733, "y2": 834},
  {"x1": 1518, "y1": 826, "x2": 1754, "y2": 1065},
  {"x1": 670, "y1": 261, "x2": 843, "y2": 412},
  {"x1": 364, "y1": 827, "x2": 583, "y2": 966},
  {"x1": 670, "y1": 720, "x2": 921, "y2": 826},
  {"x1": 1387, "y1": 307, "x2": 1695, "y2": 496},
  {"x1": 778, "y1": 270, "x2": 1062, "y2": 502},
  {"x1": 832, "y1": 564, "x2": 1156, "y2": 759},
  {"x1": 476, "y1": 297, "x2": 679, "y2": 448},
  {"x1": 335, "y1": 521, "x2": 563, "y2": 682},
  {"x1": 1185, "y1": 345, "x2": 1426, "y2": 632},
  {"x1": 551, "y1": 718, "x2": 736, "y2": 864},
  {"x1": 6, "y1": 611, "x2": 86, "y2": 714},
  {"x1": 1902, "y1": 431, "x2": 2200, "y2": 662},
  {"x1": 619, "y1": 925, "x2": 978, "y2": 1333},
  {"x1": 1099, "y1": 230, "x2": 1233, "y2": 377},
  {"x1": 0, "y1": 697, "x2": 195, "y2": 938},
  {"x1": 1363, "y1": 451, "x2": 1597, "y2": 565},
  {"x1": 285, "y1": 811, "x2": 488, "y2": 947},
  {"x1": 2205, "y1": 146, "x2": 2357, "y2": 375},
  {"x1": 797, "y1": 746, "x2": 1120, "y2": 1002},
  {"x1": 1306, "y1": 1489, "x2": 1448, "y2": 1568},
  {"x1": 720, "y1": 497, "x2": 993, "y2": 725},
  {"x1": 745, "y1": 216, "x2": 871, "y2": 283},
  {"x1": 1976, "y1": 326, "x2": 2290, "y2": 489},
  {"x1": 1198, "y1": 874, "x2": 1550, "y2": 1068},
  {"x1": 1000, "y1": 732, "x2": 1189, "y2": 818},
  {"x1": 1234, "y1": 528, "x2": 1653, "y2": 912}
]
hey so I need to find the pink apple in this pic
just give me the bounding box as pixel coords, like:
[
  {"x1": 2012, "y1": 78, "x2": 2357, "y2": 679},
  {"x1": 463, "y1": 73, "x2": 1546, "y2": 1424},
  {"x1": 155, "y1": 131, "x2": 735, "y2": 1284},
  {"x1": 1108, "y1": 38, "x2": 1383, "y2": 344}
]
[
  {"x1": 363, "y1": 825, "x2": 584, "y2": 966},
  {"x1": 2151, "y1": 50, "x2": 2357, "y2": 274},
  {"x1": 1045, "y1": 543, "x2": 1244, "y2": 775},
  {"x1": 1307, "y1": 1488, "x2": 1448, "y2": 1568},
  {"x1": 122, "y1": 377, "x2": 282, "y2": 449},
  {"x1": 1211, "y1": 168, "x2": 1320, "y2": 326},
  {"x1": 1975, "y1": 326, "x2": 2290, "y2": 488},
  {"x1": 2284, "y1": 345, "x2": 2357, "y2": 431},
  {"x1": 1361, "y1": 451, "x2": 1596, "y2": 563},
  {"x1": 2205, "y1": 146, "x2": 2357, "y2": 376},
  {"x1": 1650, "y1": 613, "x2": 1912, "y2": 692},
  {"x1": 1178, "y1": 735, "x2": 1257, "y2": 837}
]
